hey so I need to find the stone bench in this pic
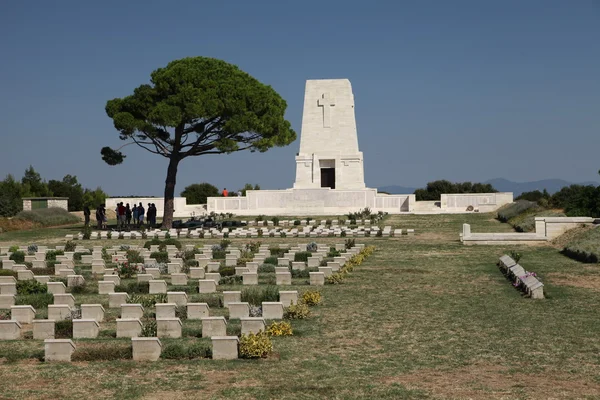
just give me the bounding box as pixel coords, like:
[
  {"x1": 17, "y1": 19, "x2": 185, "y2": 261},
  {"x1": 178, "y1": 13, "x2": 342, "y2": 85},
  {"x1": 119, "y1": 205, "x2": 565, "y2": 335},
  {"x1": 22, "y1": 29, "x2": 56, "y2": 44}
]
[
  {"x1": 157, "y1": 318, "x2": 182, "y2": 338},
  {"x1": 45, "y1": 339, "x2": 76, "y2": 362},
  {"x1": 227, "y1": 302, "x2": 250, "y2": 319},
  {"x1": 240, "y1": 317, "x2": 265, "y2": 335},
  {"x1": 33, "y1": 319, "x2": 55, "y2": 340},
  {"x1": 212, "y1": 336, "x2": 239, "y2": 360},
  {"x1": 73, "y1": 319, "x2": 100, "y2": 338},
  {"x1": 132, "y1": 337, "x2": 162, "y2": 361},
  {"x1": 11, "y1": 305, "x2": 36, "y2": 324},
  {"x1": 223, "y1": 291, "x2": 241, "y2": 307},
  {"x1": 156, "y1": 303, "x2": 176, "y2": 319},
  {"x1": 201, "y1": 316, "x2": 227, "y2": 337},
  {"x1": 0, "y1": 320, "x2": 22, "y2": 339},
  {"x1": 167, "y1": 292, "x2": 188, "y2": 306},
  {"x1": 187, "y1": 303, "x2": 210, "y2": 320}
]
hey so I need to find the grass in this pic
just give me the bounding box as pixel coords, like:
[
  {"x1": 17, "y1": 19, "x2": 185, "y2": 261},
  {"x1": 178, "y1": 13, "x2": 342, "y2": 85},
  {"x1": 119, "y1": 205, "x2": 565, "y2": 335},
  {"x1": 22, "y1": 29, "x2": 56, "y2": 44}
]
[
  {"x1": 561, "y1": 226, "x2": 600, "y2": 263},
  {"x1": 1, "y1": 213, "x2": 600, "y2": 399}
]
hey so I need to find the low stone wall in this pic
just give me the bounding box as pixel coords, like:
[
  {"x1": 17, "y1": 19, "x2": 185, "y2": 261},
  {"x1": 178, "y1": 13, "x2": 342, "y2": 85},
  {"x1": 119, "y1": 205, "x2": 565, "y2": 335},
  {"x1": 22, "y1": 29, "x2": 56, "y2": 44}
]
[
  {"x1": 440, "y1": 192, "x2": 513, "y2": 212},
  {"x1": 207, "y1": 189, "x2": 414, "y2": 215},
  {"x1": 461, "y1": 217, "x2": 597, "y2": 245}
]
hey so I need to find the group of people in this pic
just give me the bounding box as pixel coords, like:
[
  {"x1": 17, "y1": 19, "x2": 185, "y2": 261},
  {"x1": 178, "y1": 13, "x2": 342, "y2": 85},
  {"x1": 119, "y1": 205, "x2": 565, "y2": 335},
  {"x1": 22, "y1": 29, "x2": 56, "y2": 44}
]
[
  {"x1": 88, "y1": 203, "x2": 159, "y2": 230},
  {"x1": 115, "y1": 202, "x2": 158, "y2": 229},
  {"x1": 222, "y1": 188, "x2": 243, "y2": 197}
]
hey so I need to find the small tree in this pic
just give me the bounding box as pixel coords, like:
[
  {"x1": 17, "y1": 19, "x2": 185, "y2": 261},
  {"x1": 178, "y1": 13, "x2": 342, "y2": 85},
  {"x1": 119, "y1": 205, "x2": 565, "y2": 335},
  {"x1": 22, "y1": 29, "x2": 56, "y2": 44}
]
[
  {"x1": 101, "y1": 57, "x2": 296, "y2": 228},
  {"x1": 181, "y1": 183, "x2": 219, "y2": 204}
]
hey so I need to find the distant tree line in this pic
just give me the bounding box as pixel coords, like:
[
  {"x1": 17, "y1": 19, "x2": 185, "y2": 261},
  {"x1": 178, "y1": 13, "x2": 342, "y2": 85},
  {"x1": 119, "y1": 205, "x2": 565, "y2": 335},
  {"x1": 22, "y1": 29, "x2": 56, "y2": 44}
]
[
  {"x1": 414, "y1": 180, "x2": 497, "y2": 201},
  {"x1": 516, "y1": 185, "x2": 600, "y2": 217},
  {"x1": 181, "y1": 182, "x2": 261, "y2": 204},
  {"x1": 0, "y1": 166, "x2": 107, "y2": 217}
]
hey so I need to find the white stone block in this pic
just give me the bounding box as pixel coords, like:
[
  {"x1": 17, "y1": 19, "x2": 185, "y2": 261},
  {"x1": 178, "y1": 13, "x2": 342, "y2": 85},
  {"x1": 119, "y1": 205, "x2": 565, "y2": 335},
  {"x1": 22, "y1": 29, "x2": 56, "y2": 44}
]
[
  {"x1": 116, "y1": 318, "x2": 143, "y2": 338},
  {"x1": 73, "y1": 319, "x2": 100, "y2": 338},
  {"x1": 262, "y1": 302, "x2": 284, "y2": 320},
  {"x1": 33, "y1": 319, "x2": 55, "y2": 340},
  {"x1": 132, "y1": 337, "x2": 162, "y2": 361},
  {"x1": 11, "y1": 305, "x2": 36, "y2": 324},
  {"x1": 187, "y1": 303, "x2": 209, "y2": 320},
  {"x1": 80, "y1": 304, "x2": 105, "y2": 322},
  {"x1": 211, "y1": 336, "x2": 239, "y2": 360},
  {"x1": 201, "y1": 316, "x2": 227, "y2": 337},
  {"x1": 157, "y1": 318, "x2": 182, "y2": 338},
  {"x1": 227, "y1": 302, "x2": 249, "y2": 319},
  {"x1": 279, "y1": 291, "x2": 298, "y2": 307},
  {"x1": 109, "y1": 292, "x2": 129, "y2": 308},
  {"x1": 0, "y1": 320, "x2": 21, "y2": 340},
  {"x1": 167, "y1": 292, "x2": 188, "y2": 306},
  {"x1": 44, "y1": 339, "x2": 76, "y2": 362}
]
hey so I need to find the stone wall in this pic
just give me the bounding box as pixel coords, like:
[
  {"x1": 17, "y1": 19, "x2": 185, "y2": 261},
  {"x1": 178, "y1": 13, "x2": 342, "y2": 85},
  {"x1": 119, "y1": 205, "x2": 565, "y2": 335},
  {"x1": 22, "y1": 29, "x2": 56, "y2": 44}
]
[
  {"x1": 441, "y1": 193, "x2": 513, "y2": 212},
  {"x1": 22, "y1": 198, "x2": 68, "y2": 211},
  {"x1": 207, "y1": 189, "x2": 414, "y2": 215},
  {"x1": 105, "y1": 197, "x2": 206, "y2": 218}
]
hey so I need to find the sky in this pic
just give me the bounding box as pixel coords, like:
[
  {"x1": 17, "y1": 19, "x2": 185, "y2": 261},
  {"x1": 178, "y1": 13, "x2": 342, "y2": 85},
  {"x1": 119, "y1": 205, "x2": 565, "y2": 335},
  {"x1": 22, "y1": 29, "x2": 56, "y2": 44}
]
[{"x1": 0, "y1": 1, "x2": 598, "y2": 196}]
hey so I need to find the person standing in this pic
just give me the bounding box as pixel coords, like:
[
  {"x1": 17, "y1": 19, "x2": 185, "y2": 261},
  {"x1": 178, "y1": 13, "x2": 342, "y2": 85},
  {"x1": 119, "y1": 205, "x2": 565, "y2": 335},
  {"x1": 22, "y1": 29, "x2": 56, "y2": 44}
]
[
  {"x1": 237, "y1": 190, "x2": 242, "y2": 197},
  {"x1": 101, "y1": 204, "x2": 108, "y2": 230},
  {"x1": 147, "y1": 203, "x2": 154, "y2": 228},
  {"x1": 83, "y1": 205, "x2": 91, "y2": 226},
  {"x1": 125, "y1": 203, "x2": 132, "y2": 227},
  {"x1": 148, "y1": 203, "x2": 156, "y2": 228},
  {"x1": 117, "y1": 202, "x2": 126, "y2": 230},
  {"x1": 138, "y1": 202, "x2": 145, "y2": 226},
  {"x1": 222, "y1": 188, "x2": 228, "y2": 197},
  {"x1": 95, "y1": 205, "x2": 102, "y2": 229},
  {"x1": 132, "y1": 204, "x2": 138, "y2": 228}
]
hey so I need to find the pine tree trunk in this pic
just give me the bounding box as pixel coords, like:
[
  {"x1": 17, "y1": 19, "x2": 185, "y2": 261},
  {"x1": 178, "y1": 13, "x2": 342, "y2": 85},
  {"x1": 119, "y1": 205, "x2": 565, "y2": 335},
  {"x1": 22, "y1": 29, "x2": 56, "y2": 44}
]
[{"x1": 162, "y1": 156, "x2": 180, "y2": 229}]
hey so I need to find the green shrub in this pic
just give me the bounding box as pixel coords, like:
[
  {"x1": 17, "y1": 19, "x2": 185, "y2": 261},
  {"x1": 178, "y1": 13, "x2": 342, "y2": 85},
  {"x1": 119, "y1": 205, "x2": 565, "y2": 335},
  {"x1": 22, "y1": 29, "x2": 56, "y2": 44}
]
[
  {"x1": 301, "y1": 290, "x2": 322, "y2": 306},
  {"x1": 241, "y1": 286, "x2": 279, "y2": 305},
  {"x1": 55, "y1": 320, "x2": 73, "y2": 338},
  {"x1": 9, "y1": 251, "x2": 25, "y2": 263},
  {"x1": 15, "y1": 208, "x2": 79, "y2": 227},
  {"x1": 143, "y1": 238, "x2": 162, "y2": 249},
  {"x1": 175, "y1": 305, "x2": 187, "y2": 320},
  {"x1": 15, "y1": 293, "x2": 54, "y2": 309},
  {"x1": 70, "y1": 283, "x2": 93, "y2": 295},
  {"x1": 126, "y1": 250, "x2": 144, "y2": 264},
  {"x1": 258, "y1": 264, "x2": 275, "y2": 273},
  {"x1": 0, "y1": 270, "x2": 17, "y2": 277},
  {"x1": 239, "y1": 332, "x2": 273, "y2": 359},
  {"x1": 72, "y1": 343, "x2": 132, "y2": 361},
  {"x1": 328, "y1": 249, "x2": 341, "y2": 257},
  {"x1": 497, "y1": 200, "x2": 538, "y2": 222},
  {"x1": 141, "y1": 319, "x2": 157, "y2": 337},
  {"x1": 220, "y1": 239, "x2": 232, "y2": 250},
  {"x1": 73, "y1": 252, "x2": 83, "y2": 261},
  {"x1": 64, "y1": 240, "x2": 76, "y2": 252},
  {"x1": 219, "y1": 266, "x2": 236, "y2": 277},
  {"x1": 116, "y1": 281, "x2": 150, "y2": 294},
  {"x1": 82, "y1": 225, "x2": 92, "y2": 240},
  {"x1": 219, "y1": 275, "x2": 242, "y2": 285},
  {"x1": 128, "y1": 293, "x2": 166, "y2": 308},
  {"x1": 161, "y1": 342, "x2": 211, "y2": 359},
  {"x1": 160, "y1": 238, "x2": 182, "y2": 251},
  {"x1": 212, "y1": 250, "x2": 226, "y2": 259},
  {"x1": 269, "y1": 247, "x2": 285, "y2": 257},
  {"x1": 291, "y1": 269, "x2": 310, "y2": 279},
  {"x1": 294, "y1": 251, "x2": 311, "y2": 262},
  {"x1": 264, "y1": 256, "x2": 278, "y2": 265},
  {"x1": 562, "y1": 227, "x2": 600, "y2": 263},
  {"x1": 150, "y1": 251, "x2": 169, "y2": 263},
  {"x1": 16, "y1": 280, "x2": 47, "y2": 295},
  {"x1": 511, "y1": 209, "x2": 566, "y2": 232},
  {"x1": 8, "y1": 245, "x2": 19, "y2": 253}
]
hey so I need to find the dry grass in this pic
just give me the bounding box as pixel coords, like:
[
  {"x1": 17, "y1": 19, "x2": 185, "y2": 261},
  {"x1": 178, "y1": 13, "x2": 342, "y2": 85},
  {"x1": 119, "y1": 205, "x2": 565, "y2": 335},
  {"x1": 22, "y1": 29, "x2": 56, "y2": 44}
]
[{"x1": 1, "y1": 213, "x2": 600, "y2": 399}]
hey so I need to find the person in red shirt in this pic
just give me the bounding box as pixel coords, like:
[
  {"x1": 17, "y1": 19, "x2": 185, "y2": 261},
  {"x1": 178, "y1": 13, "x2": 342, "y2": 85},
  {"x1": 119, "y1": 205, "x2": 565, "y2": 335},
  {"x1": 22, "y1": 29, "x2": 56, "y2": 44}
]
[{"x1": 222, "y1": 188, "x2": 228, "y2": 197}]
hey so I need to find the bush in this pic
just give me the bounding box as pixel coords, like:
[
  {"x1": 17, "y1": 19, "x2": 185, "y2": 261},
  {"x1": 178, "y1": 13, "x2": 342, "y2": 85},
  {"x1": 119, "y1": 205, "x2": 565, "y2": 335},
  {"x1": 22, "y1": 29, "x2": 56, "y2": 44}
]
[
  {"x1": 64, "y1": 240, "x2": 76, "y2": 252},
  {"x1": 55, "y1": 320, "x2": 73, "y2": 338},
  {"x1": 241, "y1": 286, "x2": 279, "y2": 306},
  {"x1": 212, "y1": 250, "x2": 227, "y2": 259},
  {"x1": 116, "y1": 281, "x2": 150, "y2": 294},
  {"x1": 264, "y1": 256, "x2": 278, "y2": 265},
  {"x1": 284, "y1": 302, "x2": 310, "y2": 319},
  {"x1": 302, "y1": 290, "x2": 322, "y2": 306},
  {"x1": 219, "y1": 275, "x2": 242, "y2": 285},
  {"x1": 141, "y1": 319, "x2": 157, "y2": 337},
  {"x1": 511, "y1": 209, "x2": 566, "y2": 232},
  {"x1": 160, "y1": 238, "x2": 182, "y2": 251},
  {"x1": 161, "y1": 341, "x2": 211, "y2": 359},
  {"x1": 294, "y1": 251, "x2": 311, "y2": 262},
  {"x1": 82, "y1": 225, "x2": 92, "y2": 240},
  {"x1": 70, "y1": 283, "x2": 92, "y2": 295},
  {"x1": 126, "y1": 250, "x2": 144, "y2": 264},
  {"x1": 14, "y1": 208, "x2": 80, "y2": 227},
  {"x1": 258, "y1": 264, "x2": 275, "y2": 273},
  {"x1": 266, "y1": 321, "x2": 293, "y2": 336},
  {"x1": 150, "y1": 251, "x2": 169, "y2": 264},
  {"x1": 128, "y1": 293, "x2": 166, "y2": 308},
  {"x1": 239, "y1": 332, "x2": 273, "y2": 359},
  {"x1": 291, "y1": 269, "x2": 310, "y2": 279},
  {"x1": 220, "y1": 239, "x2": 231, "y2": 250},
  {"x1": 345, "y1": 239, "x2": 356, "y2": 249},
  {"x1": 45, "y1": 250, "x2": 64, "y2": 261},
  {"x1": 15, "y1": 293, "x2": 53, "y2": 309},
  {"x1": 72, "y1": 343, "x2": 132, "y2": 361},
  {"x1": 497, "y1": 200, "x2": 538, "y2": 222},
  {"x1": 143, "y1": 238, "x2": 162, "y2": 249},
  {"x1": 175, "y1": 305, "x2": 187, "y2": 320},
  {"x1": 16, "y1": 280, "x2": 47, "y2": 295},
  {"x1": 9, "y1": 251, "x2": 25, "y2": 263},
  {"x1": 219, "y1": 266, "x2": 236, "y2": 277},
  {"x1": 326, "y1": 272, "x2": 345, "y2": 284},
  {"x1": 0, "y1": 270, "x2": 17, "y2": 277}
]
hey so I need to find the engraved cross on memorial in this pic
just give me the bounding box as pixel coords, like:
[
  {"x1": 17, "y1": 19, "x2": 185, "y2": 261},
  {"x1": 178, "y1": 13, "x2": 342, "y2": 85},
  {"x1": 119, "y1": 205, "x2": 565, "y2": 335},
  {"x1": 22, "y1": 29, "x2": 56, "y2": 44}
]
[{"x1": 317, "y1": 92, "x2": 336, "y2": 128}]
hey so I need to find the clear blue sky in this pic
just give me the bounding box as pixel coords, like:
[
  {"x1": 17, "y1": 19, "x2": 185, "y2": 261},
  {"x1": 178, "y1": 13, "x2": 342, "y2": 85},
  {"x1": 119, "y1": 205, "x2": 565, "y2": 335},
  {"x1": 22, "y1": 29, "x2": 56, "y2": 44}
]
[{"x1": 1, "y1": 1, "x2": 598, "y2": 196}]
